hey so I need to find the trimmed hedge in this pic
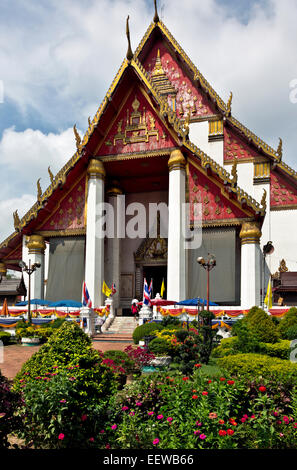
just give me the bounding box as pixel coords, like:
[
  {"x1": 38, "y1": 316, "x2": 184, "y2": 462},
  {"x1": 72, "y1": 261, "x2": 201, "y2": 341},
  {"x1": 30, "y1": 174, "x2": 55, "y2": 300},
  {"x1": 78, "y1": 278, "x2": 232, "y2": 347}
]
[
  {"x1": 132, "y1": 322, "x2": 164, "y2": 344},
  {"x1": 278, "y1": 307, "x2": 297, "y2": 339},
  {"x1": 211, "y1": 337, "x2": 238, "y2": 358},
  {"x1": 258, "y1": 340, "x2": 291, "y2": 360},
  {"x1": 0, "y1": 331, "x2": 12, "y2": 345},
  {"x1": 218, "y1": 353, "x2": 297, "y2": 385}
]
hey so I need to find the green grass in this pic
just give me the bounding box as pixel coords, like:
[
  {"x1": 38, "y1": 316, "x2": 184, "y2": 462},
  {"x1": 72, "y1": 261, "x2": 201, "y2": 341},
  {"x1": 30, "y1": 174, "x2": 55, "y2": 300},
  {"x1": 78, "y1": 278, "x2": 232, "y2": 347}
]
[{"x1": 200, "y1": 358, "x2": 221, "y2": 377}]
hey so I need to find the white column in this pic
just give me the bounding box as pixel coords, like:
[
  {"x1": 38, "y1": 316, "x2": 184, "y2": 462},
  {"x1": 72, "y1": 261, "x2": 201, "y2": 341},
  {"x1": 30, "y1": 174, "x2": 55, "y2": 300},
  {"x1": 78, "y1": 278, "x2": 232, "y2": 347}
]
[
  {"x1": 84, "y1": 159, "x2": 105, "y2": 308},
  {"x1": 106, "y1": 184, "x2": 122, "y2": 310},
  {"x1": 167, "y1": 149, "x2": 187, "y2": 301},
  {"x1": 239, "y1": 222, "x2": 262, "y2": 308},
  {"x1": 26, "y1": 234, "x2": 46, "y2": 299}
]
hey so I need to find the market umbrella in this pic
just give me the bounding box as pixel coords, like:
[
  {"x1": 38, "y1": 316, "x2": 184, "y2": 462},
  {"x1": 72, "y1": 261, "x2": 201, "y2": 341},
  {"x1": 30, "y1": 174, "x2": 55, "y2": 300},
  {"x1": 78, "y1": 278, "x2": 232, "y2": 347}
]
[
  {"x1": 49, "y1": 300, "x2": 83, "y2": 308},
  {"x1": 176, "y1": 297, "x2": 218, "y2": 307},
  {"x1": 0, "y1": 298, "x2": 8, "y2": 317},
  {"x1": 15, "y1": 299, "x2": 51, "y2": 306}
]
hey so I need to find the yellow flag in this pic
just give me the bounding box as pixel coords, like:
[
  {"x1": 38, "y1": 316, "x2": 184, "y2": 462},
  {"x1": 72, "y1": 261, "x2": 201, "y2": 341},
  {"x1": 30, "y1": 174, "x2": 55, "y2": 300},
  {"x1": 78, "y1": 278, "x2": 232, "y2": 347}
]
[
  {"x1": 160, "y1": 278, "x2": 165, "y2": 298},
  {"x1": 264, "y1": 278, "x2": 273, "y2": 310},
  {"x1": 102, "y1": 281, "x2": 112, "y2": 297}
]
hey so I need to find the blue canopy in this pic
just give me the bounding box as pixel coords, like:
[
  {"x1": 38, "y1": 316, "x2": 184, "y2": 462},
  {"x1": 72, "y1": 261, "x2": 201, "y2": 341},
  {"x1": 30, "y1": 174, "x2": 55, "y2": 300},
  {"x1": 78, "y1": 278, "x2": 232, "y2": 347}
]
[
  {"x1": 15, "y1": 299, "x2": 51, "y2": 306},
  {"x1": 49, "y1": 300, "x2": 83, "y2": 308},
  {"x1": 176, "y1": 297, "x2": 218, "y2": 307}
]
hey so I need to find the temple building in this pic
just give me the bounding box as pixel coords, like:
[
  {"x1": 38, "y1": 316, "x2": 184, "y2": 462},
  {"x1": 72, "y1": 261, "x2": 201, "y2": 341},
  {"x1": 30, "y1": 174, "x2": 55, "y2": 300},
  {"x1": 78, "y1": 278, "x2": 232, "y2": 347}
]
[{"x1": 0, "y1": 5, "x2": 297, "y2": 311}]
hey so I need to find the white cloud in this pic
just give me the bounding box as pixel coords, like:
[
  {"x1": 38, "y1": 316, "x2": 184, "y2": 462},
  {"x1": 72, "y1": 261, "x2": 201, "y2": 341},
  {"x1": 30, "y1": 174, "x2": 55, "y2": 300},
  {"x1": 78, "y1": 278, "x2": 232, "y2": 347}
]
[
  {"x1": 0, "y1": 194, "x2": 36, "y2": 242},
  {"x1": 0, "y1": 126, "x2": 77, "y2": 240}
]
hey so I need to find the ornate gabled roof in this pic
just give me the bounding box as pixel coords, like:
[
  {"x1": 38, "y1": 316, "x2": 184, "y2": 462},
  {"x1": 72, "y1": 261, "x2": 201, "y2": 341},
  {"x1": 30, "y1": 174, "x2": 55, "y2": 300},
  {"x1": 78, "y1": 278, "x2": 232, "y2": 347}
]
[
  {"x1": 133, "y1": 18, "x2": 294, "y2": 170},
  {"x1": 0, "y1": 20, "x2": 268, "y2": 255}
]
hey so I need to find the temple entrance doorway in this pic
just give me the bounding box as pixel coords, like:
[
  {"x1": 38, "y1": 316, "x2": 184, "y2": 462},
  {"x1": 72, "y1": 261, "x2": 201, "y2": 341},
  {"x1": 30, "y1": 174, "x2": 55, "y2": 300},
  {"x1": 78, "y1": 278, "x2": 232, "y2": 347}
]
[{"x1": 143, "y1": 265, "x2": 167, "y2": 299}]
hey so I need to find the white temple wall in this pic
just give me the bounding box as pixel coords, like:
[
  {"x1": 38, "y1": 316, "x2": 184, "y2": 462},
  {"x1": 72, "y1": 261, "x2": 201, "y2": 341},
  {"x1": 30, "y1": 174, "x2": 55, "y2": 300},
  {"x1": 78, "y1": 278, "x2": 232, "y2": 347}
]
[
  {"x1": 189, "y1": 121, "x2": 209, "y2": 154},
  {"x1": 270, "y1": 209, "x2": 297, "y2": 274}
]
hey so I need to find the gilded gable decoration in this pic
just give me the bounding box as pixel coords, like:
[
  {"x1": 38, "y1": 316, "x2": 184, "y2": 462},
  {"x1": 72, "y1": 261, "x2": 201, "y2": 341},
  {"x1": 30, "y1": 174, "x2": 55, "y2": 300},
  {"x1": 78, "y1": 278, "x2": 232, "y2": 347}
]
[
  {"x1": 73, "y1": 124, "x2": 82, "y2": 152},
  {"x1": 113, "y1": 95, "x2": 159, "y2": 146},
  {"x1": 277, "y1": 138, "x2": 283, "y2": 161},
  {"x1": 37, "y1": 178, "x2": 42, "y2": 202},
  {"x1": 48, "y1": 166, "x2": 55, "y2": 184},
  {"x1": 13, "y1": 210, "x2": 20, "y2": 231}
]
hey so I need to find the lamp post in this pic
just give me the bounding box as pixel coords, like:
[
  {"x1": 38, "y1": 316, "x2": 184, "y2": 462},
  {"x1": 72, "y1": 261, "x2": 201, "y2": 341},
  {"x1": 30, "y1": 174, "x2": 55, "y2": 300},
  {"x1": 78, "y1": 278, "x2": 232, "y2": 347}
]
[
  {"x1": 19, "y1": 260, "x2": 41, "y2": 324},
  {"x1": 197, "y1": 253, "x2": 216, "y2": 311},
  {"x1": 262, "y1": 241, "x2": 274, "y2": 308}
]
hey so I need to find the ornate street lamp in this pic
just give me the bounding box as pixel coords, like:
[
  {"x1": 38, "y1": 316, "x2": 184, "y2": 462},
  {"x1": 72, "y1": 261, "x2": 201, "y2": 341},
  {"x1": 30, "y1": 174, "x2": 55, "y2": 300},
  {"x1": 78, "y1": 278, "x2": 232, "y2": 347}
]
[
  {"x1": 197, "y1": 253, "x2": 216, "y2": 312},
  {"x1": 19, "y1": 260, "x2": 41, "y2": 324},
  {"x1": 262, "y1": 241, "x2": 274, "y2": 308}
]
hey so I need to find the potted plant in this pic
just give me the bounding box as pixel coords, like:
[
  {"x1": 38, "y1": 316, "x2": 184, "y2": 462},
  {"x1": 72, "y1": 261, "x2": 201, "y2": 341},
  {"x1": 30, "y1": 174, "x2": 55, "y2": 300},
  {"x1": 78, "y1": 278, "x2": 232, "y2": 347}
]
[{"x1": 16, "y1": 326, "x2": 41, "y2": 346}]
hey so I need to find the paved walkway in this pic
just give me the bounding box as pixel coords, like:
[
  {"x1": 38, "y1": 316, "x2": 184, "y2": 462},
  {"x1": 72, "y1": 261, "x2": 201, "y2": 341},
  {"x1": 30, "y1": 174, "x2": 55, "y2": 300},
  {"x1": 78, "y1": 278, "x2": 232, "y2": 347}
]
[{"x1": 1, "y1": 338, "x2": 134, "y2": 380}]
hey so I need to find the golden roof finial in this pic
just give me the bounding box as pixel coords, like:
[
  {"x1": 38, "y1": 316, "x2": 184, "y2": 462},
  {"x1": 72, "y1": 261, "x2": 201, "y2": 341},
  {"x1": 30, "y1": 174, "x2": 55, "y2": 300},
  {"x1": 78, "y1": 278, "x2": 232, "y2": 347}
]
[
  {"x1": 153, "y1": 0, "x2": 159, "y2": 23},
  {"x1": 73, "y1": 124, "x2": 82, "y2": 150},
  {"x1": 48, "y1": 166, "x2": 54, "y2": 184},
  {"x1": 88, "y1": 116, "x2": 91, "y2": 127},
  {"x1": 226, "y1": 91, "x2": 233, "y2": 116},
  {"x1": 277, "y1": 138, "x2": 282, "y2": 161},
  {"x1": 261, "y1": 188, "x2": 267, "y2": 210},
  {"x1": 151, "y1": 49, "x2": 165, "y2": 77},
  {"x1": 37, "y1": 178, "x2": 42, "y2": 202},
  {"x1": 13, "y1": 210, "x2": 20, "y2": 231},
  {"x1": 126, "y1": 15, "x2": 133, "y2": 61},
  {"x1": 231, "y1": 157, "x2": 238, "y2": 185}
]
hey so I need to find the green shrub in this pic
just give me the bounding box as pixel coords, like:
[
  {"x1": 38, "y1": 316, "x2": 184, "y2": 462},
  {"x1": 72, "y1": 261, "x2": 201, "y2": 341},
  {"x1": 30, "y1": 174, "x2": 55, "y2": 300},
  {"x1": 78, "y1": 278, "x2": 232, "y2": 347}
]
[
  {"x1": 0, "y1": 331, "x2": 12, "y2": 345},
  {"x1": 285, "y1": 325, "x2": 297, "y2": 341},
  {"x1": 278, "y1": 308, "x2": 297, "y2": 339},
  {"x1": 258, "y1": 340, "x2": 291, "y2": 360},
  {"x1": 246, "y1": 308, "x2": 279, "y2": 343},
  {"x1": 148, "y1": 337, "x2": 173, "y2": 356},
  {"x1": 212, "y1": 337, "x2": 239, "y2": 358},
  {"x1": 14, "y1": 321, "x2": 98, "y2": 390},
  {"x1": 0, "y1": 370, "x2": 23, "y2": 448},
  {"x1": 132, "y1": 322, "x2": 164, "y2": 344},
  {"x1": 103, "y1": 350, "x2": 135, "y2": 374},
  {"x1": 231, "y1": 319, "x2": 261, "y2": 353},
  {"x1": 18, "y1": 366, "x2": 117, "y2": 449},
  {"x1": 161, "y1": 317, "x2": 181, "y2": 327},
  {"x1": 218, "y1": 353, "x2": 297, "y2": 385}
]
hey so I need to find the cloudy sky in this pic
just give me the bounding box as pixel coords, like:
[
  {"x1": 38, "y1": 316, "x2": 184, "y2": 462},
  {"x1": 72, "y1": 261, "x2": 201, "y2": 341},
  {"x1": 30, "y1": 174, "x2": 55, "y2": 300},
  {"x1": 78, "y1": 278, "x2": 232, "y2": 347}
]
[{"x1": 0, "y1": 0, "x2": 297, "y2": 242}]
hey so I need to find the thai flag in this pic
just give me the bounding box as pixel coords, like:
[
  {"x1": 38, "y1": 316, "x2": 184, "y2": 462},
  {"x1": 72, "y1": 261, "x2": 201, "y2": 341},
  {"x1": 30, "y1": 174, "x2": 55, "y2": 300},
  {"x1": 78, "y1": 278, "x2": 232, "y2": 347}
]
[
  {"x1": 82, "y1": 282, "x2": 92, "y2": 308},
  {"x1": 111, "y1": 283, "x2": 116, "y2": 295},
  {"x1": 143, "y1": 278, "x2": 152, "y2": 306}
]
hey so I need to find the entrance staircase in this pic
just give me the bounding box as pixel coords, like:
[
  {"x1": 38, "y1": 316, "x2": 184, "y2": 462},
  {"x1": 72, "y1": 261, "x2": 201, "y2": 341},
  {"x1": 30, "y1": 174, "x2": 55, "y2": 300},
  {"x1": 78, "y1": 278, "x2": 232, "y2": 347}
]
[{"x1": 92, "y1": 316, "x2": 137, "y2": 343}]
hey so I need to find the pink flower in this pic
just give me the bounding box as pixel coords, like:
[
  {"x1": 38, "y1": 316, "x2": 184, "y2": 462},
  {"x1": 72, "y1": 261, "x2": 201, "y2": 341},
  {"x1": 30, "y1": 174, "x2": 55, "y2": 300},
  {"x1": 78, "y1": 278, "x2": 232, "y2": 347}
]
[
  {"x1": 58, "y1": 433, "x2": 65, "y2": 440},
  {"x1": 194, "y1": 430, "x2": 200, "y2": 435},
  {"x1": 157, "y1": 414, "x2": 163, "y2": 420},
  {"x1": 129, "y1": 411, "x2": 135, "y2": 416},
  {"x1": 199, "y1": 434, "x2": 206, "y2": 440},
  {"x1": 89, "y1": 437, "x2": 94, "y2": 442},
  {"x1": 60, "y1": 399, "x2": 66, "y2": 403},
  {"x1": 167, "y1": 417, "x2": 173, "y2": 423},
  {"x1": 148, "y1": 411, "x2": 154, "y2": 416},
  {"x1": 122, "y1": 406, "x2": 129, "y2": 411},
  {"x1": 136, "y1": 402, "x2": 142, "y2": 407},
  {"x1": 195, "y1": 421, "x2": 202, "y2": 427},
  {"x1": 111, "y1": 424, "x2": 117, "y2": 430},
  {"x1": 153, "y1": 438, "x2": 159, "y2": 445},
  {"x1": 81, "y1": 414, "x2": 88, "y2": 422},
  {"x1": 279, "y1": 433, "x2": 284, "y2": 437},
  {"x1": 100, "y1": 430, "x2": 105, "y2": 434}
]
